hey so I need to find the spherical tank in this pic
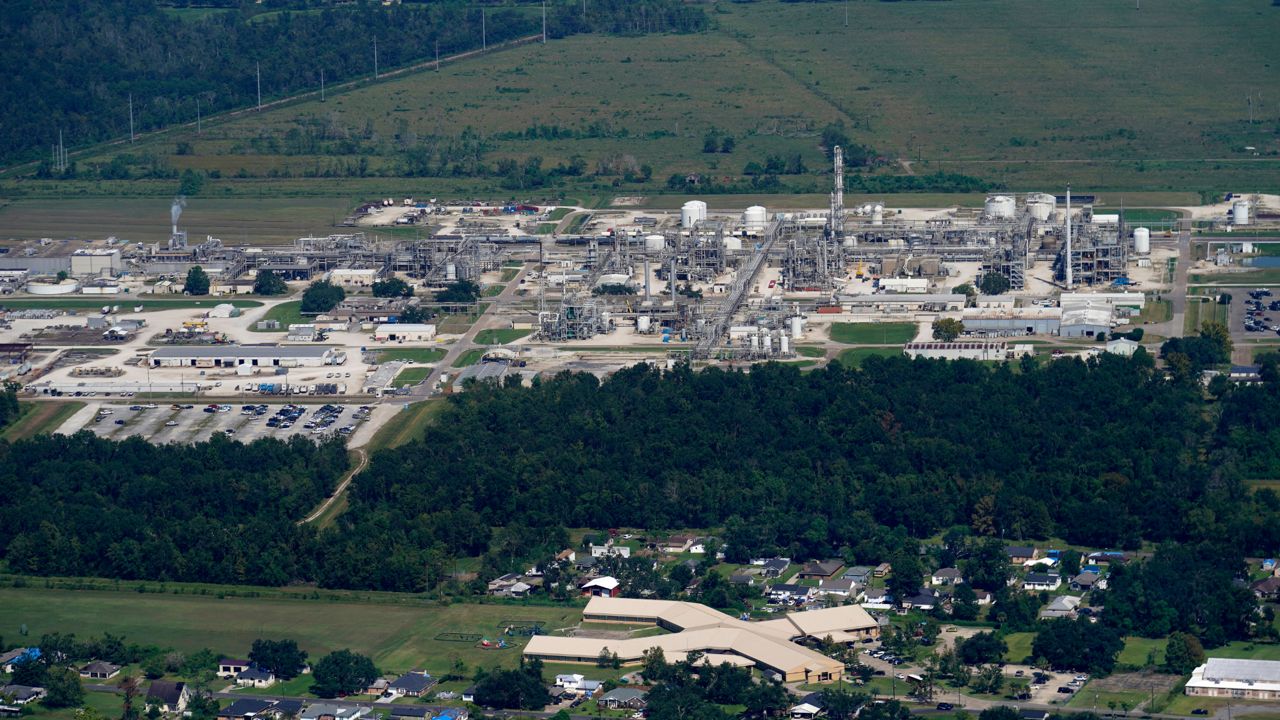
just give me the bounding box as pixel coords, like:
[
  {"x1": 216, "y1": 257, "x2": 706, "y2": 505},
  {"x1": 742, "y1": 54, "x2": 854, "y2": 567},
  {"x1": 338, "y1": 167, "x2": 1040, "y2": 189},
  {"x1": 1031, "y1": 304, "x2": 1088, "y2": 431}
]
[
  {"x1": 744, "y1": 205, "x2": 768, "y2": 231},
  {"x1": 644, "y1": 234, "x2": 666, "y2": 252},
  {"x1": 1133, "y1": 227, "x2": 1151, "y2": 254},
  {"x1": 1233, "y1": 200, "x2": 1251, "y2": 226}
]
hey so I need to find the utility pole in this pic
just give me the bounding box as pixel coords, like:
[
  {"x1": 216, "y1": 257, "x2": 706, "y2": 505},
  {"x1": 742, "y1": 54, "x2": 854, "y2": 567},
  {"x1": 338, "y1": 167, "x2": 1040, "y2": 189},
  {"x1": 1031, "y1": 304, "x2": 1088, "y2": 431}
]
[
  {"x1": 256, "y1": 63, "x2": 262, "y2": 111},
  {"x1": 320, "y1": 69, "x2": 325, "y2": 102},
  {"x1": 435, "y1": 40, "x2": 440, "y2": 72},
  {"x1": 128, "y1": 94, "x2": 135, "y2": 142},
  {"x1": 374, "y1": 37, "x2": 379, "y2": 79},
  {"x1": 542, "y1": 0, "x2": 547, "y2": 44},
  {"x1": 482, "y1": 10, "x2": 486, "y2": 51},
  {"x1": 845, "y1": 0, "x2": 849, "y2": 27},
  {"x1": 196, "y1": 98, "x2": 201, "y2": 134}
]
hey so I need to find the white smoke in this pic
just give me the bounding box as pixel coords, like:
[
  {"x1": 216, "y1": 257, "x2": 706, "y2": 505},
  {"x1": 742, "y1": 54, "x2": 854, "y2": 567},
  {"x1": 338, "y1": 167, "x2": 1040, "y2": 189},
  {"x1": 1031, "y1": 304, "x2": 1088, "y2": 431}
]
[{"x1": 171, "y1": 196, "x2": 186, "y2": 232}]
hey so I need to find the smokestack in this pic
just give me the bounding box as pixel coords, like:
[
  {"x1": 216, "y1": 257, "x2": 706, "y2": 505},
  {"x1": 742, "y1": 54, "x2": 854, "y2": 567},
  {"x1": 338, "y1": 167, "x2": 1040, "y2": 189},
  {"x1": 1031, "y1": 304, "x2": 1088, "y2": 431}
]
[
  {"x1": 1065, "y1": 186, "x2": 1072, "y2": 289},
  {"x1": 171, "y1": 197, "x2": 186, "y2": 235}
]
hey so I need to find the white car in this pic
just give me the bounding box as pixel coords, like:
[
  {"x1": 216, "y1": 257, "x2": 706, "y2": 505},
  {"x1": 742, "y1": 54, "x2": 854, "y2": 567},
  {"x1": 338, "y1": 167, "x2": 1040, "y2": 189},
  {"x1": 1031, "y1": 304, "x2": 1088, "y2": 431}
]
[{"x1": 165, "y1": 420, "x2": 178, "y2": 427}]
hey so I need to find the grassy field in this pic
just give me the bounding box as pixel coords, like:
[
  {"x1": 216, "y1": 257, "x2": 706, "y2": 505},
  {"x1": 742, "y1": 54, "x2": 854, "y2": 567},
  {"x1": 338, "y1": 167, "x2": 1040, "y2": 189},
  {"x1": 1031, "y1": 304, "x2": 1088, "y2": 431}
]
[
  {"x1": 393, "y1": 367, "x2": 432, "y2": 386},
  {"x1": 1118, "y1": 636, "x2": 1167, "y2": 667},
  {"x1": 29, "y1": 690, "x2": 123, "y2": 720},
  {"x1": 1003, "y1": 632, "x2": 1036, "y2": 663},
  {"x1": 13, "y1": 0, "x2": 1274, "y2": 216},
  {"x1": 1067, "y1": 688, "x2": 1151, "y2": 712},
  {"x1": 0, "y1": 401, "x2": 85, "y2": 442},
  {"x1": 0, "y1": 298, "x2": 262, "y2": 311},
  {"x1": 250, "y1": 300, "x2": 304, "y2": 331},
  {"x1": 0, "y1": 197, "x2": 358, "y2": 247},
  {"x1": 474, "y1": 328, "x2": 533, "y2": 345},
  {"x1": 453, "y1": 349, "x2": 486, "y2": 367},
  {"x1": 1184, "y1": 297, "x2": 1229, "y2": 334},
  {"x1": 1135, "y1": 299, "x2": 1172, "y2": 325},
  {"x1": 366, "y1": 399, "x2": 448, "y2": 452},
  {"x1": 834, "y1": 347, "x2": 902, "y2": 367},
  {"x1": 794, "y1": 345, "x2": 827, "y2": 358},
  {"x1": 0, "y1": 586, "x2": 578, "y2": 676},
  {"x1": 1191, "y1": 269, "x2": 1280, "y2": 286},
  {"x1": 376, "y1": 347, "x2": 446, "y2": 364},
  {"x1": 829, "y1": 322, "x2": 918, "y2": 345},
  {"x1": 1208, "y1": 641, "x2": 1280, "y2": 661}
]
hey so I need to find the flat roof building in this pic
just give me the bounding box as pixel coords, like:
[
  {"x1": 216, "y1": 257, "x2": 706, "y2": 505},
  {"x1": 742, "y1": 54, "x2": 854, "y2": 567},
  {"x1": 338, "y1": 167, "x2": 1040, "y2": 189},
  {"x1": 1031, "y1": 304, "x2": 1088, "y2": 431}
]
[
  {"x1": 523, "y1": 597, "x2": 878, "y2": 684},
  {"x1": 1187, "y1": 659, "x2": 1280, "y2": 700},
  {"x1": 149, "y1": 345, "x2": 345, "y2": 368}
]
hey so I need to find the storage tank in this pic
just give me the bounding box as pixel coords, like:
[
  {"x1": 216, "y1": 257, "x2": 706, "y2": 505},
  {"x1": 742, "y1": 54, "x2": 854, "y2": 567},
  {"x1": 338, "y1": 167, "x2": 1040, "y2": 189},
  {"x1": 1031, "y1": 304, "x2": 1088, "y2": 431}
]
[
  {"x1": 790, "y1": 316, "x2": 804, "y2": 339},
  {"x1": 637, "y1": 316, "x2": 652, "y2": 333},
  {"x1": 1026, "y1": 193, "x2": 1056, "y2": 221},
  {"x1": 26, "y1": 278, "x2": 79, "y2": 295},
  {"x1": 681, "y1": 200, "x2": 707, "y2": 228},
  {"x1": 779, "y1": 335, "x2": 790, "y2": 355},
  {"x1": 723, "y1": 235, "x2": 742, "y2": 251},
  {"x1": 1133, "y1": 227, "x2": 1151, "y2": 254},
  {"x1": 984, "y1": 194, "x2": 1016, "y2": 220},
  {"x1": 744, "y1": 205, "x2": 768, "y2": 232},
  {"x1": 644, "y1": 234, "x2": 666, "y2": 252},
  {"x1": 1233, "y1": 200, "x2": 1251, "y2": 226},
  {"x1": 871, "y1": 204, "x2": 885, "y2": 226}
]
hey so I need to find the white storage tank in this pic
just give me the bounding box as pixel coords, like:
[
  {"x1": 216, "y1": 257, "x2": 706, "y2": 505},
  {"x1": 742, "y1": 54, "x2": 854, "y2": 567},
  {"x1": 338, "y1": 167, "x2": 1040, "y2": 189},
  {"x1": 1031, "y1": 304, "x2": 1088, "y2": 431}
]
[
  {"x1": 871, "y1": 204, "x2": 885, "y2": 226},
  {"x1": 790, "y1": 316, "x2": 804, "y2": 339},
  {"x1": 744, "y1": 205, "x2": 768, "y2": 232},
  {"x1": 1234, "y1": 200, "x2": 1251, "y2": 226},
  {"x1": 26, "y1": 277, "x2": 80, "y2": 295},
  {"x1": 780, "y1": 335, "x2": 790, "y2": 355},
  {"x1": 1026, "y1": 193, "x2": 1056, "y2": 221},
  {"x1": 1133, "y1": 227, "x2": 1151, "y2": 254},
  {"x1": 681, "y1": 200, "x2": 707, "y2": 229},
  {"x1": 637, "y1": 316, "x2": 652, "y2": 333},
  {"x1": 644, "y1": 234, "x2": 666, "y2": 252},
  {"x1": 723, "y1": 235, "x2": 742, "y2": 251},
  {"x1": 984, "y1": 195, "x2": 1016, "y2": 220}
]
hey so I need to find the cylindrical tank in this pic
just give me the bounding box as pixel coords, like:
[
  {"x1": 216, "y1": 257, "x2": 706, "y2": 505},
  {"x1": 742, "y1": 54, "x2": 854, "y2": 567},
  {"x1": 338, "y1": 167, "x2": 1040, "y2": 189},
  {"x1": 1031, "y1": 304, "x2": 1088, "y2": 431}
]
[
  {"x1": 723, "y1": 235, "x2": 742, "y2": 251},
  {"x1": 762, "y1": 333, "x2": 773, "y2": 354},
  {"x1": 681, "y1": 200, "x2": 707, "y2": 228},
  {"x1": 984, "y1": 194, "x2": 1016, "y2": 219},
  {"x1": 637, "y1": 316, "x2": 651, "y2": 333},
  {"x1": 644, "y1": 234, "x2": 665, "y2": 252},
  {"x1": 1234, "y1": 200, "x2": 1251, "y2": 226},
  {"x1": 1133, "y1": 227, "x2": 1151, "y2": 254},
  {"x1": 26, "y1": 278, "x2": 80, "y2": 295},
  {"x1": 790, "y1": 316, "x2": 804, "y2": 339},
  {"x1": 780, "y1": 335, "x2": 790, "y2": 355},
  {"x1": 446, "y1": 263, "x2": 457, "y2": 280},
  {"x1": 1026, "y1": 193, "x2": 1056, "y2": 221},
  {"x1": 744, "y1": 205, "x2": 768, "y2": 231},
  {"x1": 871, "y1": 204, "x2": 885, "y2": 226},
  {"x1": 750, "y1": 334, "x2": 761, "y2": 351}
]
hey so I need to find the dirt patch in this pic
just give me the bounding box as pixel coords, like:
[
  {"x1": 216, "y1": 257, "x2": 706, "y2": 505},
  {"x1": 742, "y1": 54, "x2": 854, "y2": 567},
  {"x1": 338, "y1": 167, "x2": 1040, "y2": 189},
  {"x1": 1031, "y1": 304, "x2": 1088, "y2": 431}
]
[
  {"x1": 1091, "y1": 670, "x2": 1180, "y2": 694},
  {"x1": 611, "y1": 197, "x2": 646, "y2": 206}
]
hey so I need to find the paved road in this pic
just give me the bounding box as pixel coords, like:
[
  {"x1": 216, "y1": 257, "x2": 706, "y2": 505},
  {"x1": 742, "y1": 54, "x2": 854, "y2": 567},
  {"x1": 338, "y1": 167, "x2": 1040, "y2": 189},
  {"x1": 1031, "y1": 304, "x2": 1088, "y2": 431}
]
[{"x1": 1156, "y1": 221, "x2": 1192, "y2": 339}]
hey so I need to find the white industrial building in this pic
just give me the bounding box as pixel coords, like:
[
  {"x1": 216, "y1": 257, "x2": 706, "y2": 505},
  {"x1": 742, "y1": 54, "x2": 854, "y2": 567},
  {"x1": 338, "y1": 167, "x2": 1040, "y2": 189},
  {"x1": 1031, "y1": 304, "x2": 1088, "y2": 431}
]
[
  {"x1": 373, "y1": 324, "x2": 436, "y2": 342},
  {"x1": 327, "y1": 268, "x2": 380, "y2": 289},
  {"x1": 1187, "y1": 659, "x2": 1280, "y2": 700},
  {"x1": 961, "y1": 308, "x2": 1062, "y2": 336},
  {"x1": 838, "y1": 293, "x2": 965, "y2": 313},
  {"x1": 878, "y1": 278, "x2": 929, "y2": 294},
  {"x1": 904, "y1": 341, "x2": 1030, "y2": 361},
  {"x1": 1060, "y1": 304, "x2": 1113, "y2": 338},
  {"x1": 149, "y1": 345, "x2": 345, "y2": 368},
  {"x1": 70, "y1": 248, "x2": 123, "y2": 277}
]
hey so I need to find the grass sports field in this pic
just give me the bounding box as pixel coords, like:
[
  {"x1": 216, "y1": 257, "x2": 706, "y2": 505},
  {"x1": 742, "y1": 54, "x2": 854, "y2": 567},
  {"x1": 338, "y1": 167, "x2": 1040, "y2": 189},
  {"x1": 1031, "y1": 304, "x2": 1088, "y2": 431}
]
[
  {"x1": 8, "y1": 0, "x2": 1273, "y2": 222},
  {"x1": 0, "y1": 586, "x2": 578, "y2": 676},
  {"x1": 829, "y1": 322, "x2": 918, "y2": 345}
]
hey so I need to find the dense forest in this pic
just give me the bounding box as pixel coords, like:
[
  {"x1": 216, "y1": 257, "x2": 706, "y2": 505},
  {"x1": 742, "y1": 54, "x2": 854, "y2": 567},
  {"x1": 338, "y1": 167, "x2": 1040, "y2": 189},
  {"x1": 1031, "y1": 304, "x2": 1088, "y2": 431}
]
[
  {"x1": 0, "y1": 0, "x2": 708, "y2": 166},
  {"x1": 4, "y1": 356, "x2": 1280, "y2": 604},
  {"x1": 0, "y1": 433, "x2": 347, "y2": 585}
]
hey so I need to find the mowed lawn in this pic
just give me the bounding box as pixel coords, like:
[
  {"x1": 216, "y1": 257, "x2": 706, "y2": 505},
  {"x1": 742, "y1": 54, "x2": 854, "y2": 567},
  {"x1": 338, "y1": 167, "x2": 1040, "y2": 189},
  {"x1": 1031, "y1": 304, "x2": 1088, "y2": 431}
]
[
  {"x1": 829, "y1": 322, "x2": 918, "y2": 345},
  {"x1": 1003, "y1": 632, "x2": 1035, "y2": 663},
  {"x1": 1119, "y1": 636, "x2": 1167, "y2": 666},
  {"x1": 835, "y1": 347, "x2": 902, "y2": 367},
  {"x1": 0, "y1": 587, "x2": 578, "y2": 675}
]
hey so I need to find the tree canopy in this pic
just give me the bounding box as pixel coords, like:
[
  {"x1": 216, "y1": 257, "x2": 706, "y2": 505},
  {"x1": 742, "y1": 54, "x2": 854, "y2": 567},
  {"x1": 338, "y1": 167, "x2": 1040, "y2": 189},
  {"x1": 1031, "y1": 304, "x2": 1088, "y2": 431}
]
[
  {"x1": 252, "y1": 270, "x2": 289, "y2": 296},
  {"x1": 301, "y1": 280, "x2": 346, "y2": 313},
  {"x1": 184, "y1": 266, "x2": 210, "y2": 296}
]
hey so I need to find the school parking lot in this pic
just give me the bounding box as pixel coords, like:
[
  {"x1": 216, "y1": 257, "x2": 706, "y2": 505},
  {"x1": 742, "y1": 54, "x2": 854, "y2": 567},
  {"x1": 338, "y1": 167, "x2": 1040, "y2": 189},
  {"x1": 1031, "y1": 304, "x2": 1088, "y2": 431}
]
[{"x1": 77, "y1": 402, "x2": 373, "y2": 444}]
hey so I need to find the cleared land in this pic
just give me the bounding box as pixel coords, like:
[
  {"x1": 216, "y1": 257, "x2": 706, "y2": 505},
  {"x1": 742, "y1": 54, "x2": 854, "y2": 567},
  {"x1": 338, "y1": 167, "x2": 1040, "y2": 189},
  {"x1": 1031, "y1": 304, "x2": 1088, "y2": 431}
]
[
  {"x1": 0, "y1": 586, "x2": 578, "y2": 675},
  {"x1": 0, "y1": 401, "x2": 85, "y2": 442},
  {"x1": 393, "y1": 367, "x2": 432, "y2": 386},
  {"x1": 251, "y1": 300, "x2": 305, "y2": 331},
  {"x1": 835, "y1": 347, "x2": 901, "y2": 367},
  {"x1": 13, "y1": 0, "x2": 1275, "y2": 215},
  {"x1": 474, "y1": 328, "x2": 533, "y2": 345},
  {"x1": 366, "y1": 399, "x2": 447, "y2": 453},
  {"x1": 829, "y1": 322, "x2": 917, "y2": 345}
]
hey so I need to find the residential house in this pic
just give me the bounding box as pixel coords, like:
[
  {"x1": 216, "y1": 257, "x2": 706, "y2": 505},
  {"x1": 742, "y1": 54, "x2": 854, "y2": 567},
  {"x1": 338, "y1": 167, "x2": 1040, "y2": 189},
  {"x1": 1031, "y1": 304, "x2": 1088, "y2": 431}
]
[
  {"x1": 1086, "y1": 551, "x2": 1128, "y2": 565},
  {"x1": 973, "y1": 589, "x2": 994, "y2": 606},
  {"x1": 931, "y1": 568, "x2": 964, "y2": 586},
  {"x1": 218, "y1": 659, "x2": 251, "y2": 679},
  {"x1": 235, "y1": 667, "x2": 276, "y2": 689},
  {"x1": 1230, "y1": 365, "x2": 1263, "y2": 383},
  {"x1": 573, "y1": 555, "x2": 599, "y2": 573},
  {"x1": 388, "y1": 672, "x2": 435, "y2": 698},
  {"x1": 365, "y1": 678, "x2": 390, "y2": 696},
  {"x1": 0, "y1": 650, "x2": 35, "y2": 675},
  {"x1": 581, "y1": 576, "x2": 621, "y2": 597},
  {"x1": 0, "y1": 686, "x2": 44, "y2": 706},
  {"x1": 768, "y1": 583, "x2": 814, "y2": 604},
  {"x1": 1253, "y1": 577, "x2": 1280, "y2": 600},
  {"x1": 78, "y1": 660, "x2": 121, "y2": 680},
  {"x1": 842, "y1": 566, "x2": 874, "y2": 585},
  {"x1": 689, "y1": 538, "x2": 711, "y2": 555},
  {"x1": 461, "y1": 685, "x2": 477, "y2": 703},
  {"x1": 590, "y1": 542, "x2": 630, "y2": 559},
  {"x1": 270, "y1": 700, "x2": 303, "y2": 719},
  {"x1": 861, "y1": 588, "x2": 893, "y2": 609},
  {"x1": 578, "y1": 680, "x2": 603, "y2": 696},
  {"x1": 1263, "y1": 558, "x2": 1278, "y2": 573},
  {"x1": 388, "y1": 708, "x2": 431, "y2": 720},
  {"x1": 1020, "y1": 711, "x2": 1050, "y2": 720},
  {"x1": 597, "y1": 687, "x2": 648, "y2": 710},
  {"x1": 1071, "y1": 571, "x2": 1107, "y2": 592},
  {"x1": 1038, "y1": 595, "x2": 1081, "y2": 620},
  {"x1": 434, "y1": 710, "x2": 468, "y2": 720},
  {"x1": 902, "y1": 588, "x2": 938, "y2": 612},
  {"x1": 1023, "y1": 573, "x2": 1061, "y2": 592},
  {"x1": 556, "y1": 549, "x2": 577, "y2": 564},
  {"x1": 798, "y1": 560, "x2": 845, "y2": 580},
  {"x1": 546, "y1": 686, "x2": 571, "y2": 704},
  {"x1": 873, "y1": 562, "x2": 892, "y2": 578},
  {"x1": 299, "y1": 705, "x2": 370, "y2": 720},
  {"x1": 729, "y1": 573, "x2": 757, "y2": 587},
  {"x1": 816, "y1": 577, "x2": 860, "y2": 598},
  {"x1": 662, "y1": 535, "x2": 695, "y2": 554},
  {"x1": 488, "y1": 574, "x2": 534, "y2": 598},
  {"x1": 555, "y1": 674, "x2": 586, "y2": 691},
  {"x1": 790, "y1": 692, "x2": 826, "y2": 719},
  {"x1": 1006, "y1": 546, "x2": 1039, "y2": 565},
  {"x1": 218, "y1": 699, "x2": 277, "y2": 720},
  {"x1": 145, "y1": 680, "x2": 191, "y2": 714},
  {"x1": 759, "y1": 558, "x2": 791, "y2": 578}
]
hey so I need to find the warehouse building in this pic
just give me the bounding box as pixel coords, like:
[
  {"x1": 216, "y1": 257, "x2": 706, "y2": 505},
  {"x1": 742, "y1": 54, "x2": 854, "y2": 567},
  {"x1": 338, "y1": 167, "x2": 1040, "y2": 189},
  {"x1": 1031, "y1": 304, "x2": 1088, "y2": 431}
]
[
  {"x1": 904, "y1": 341, "x2": 1028, "y2": 361},
  {"x1": 961, "y1": 308, "x2": 1061, "y2": 336},
  {"x1": 149, "y1": 345, "x2": 345, "y2": 368},
  {"x1": 70, "y1": 248, "x2": 123, "y2": 277},
  {"x1": 1187, "y1": 659, "x2": 1280, "y2": 700},
  {"x1": 1060, "y1": 304, "x2": 1113, "y2": 338},
  {"x1": 523, "y1": 597, "x2": 877, "y2": 684},
  {"x1": 373, "y1": 324, "x2": 436, "y2": 342}
]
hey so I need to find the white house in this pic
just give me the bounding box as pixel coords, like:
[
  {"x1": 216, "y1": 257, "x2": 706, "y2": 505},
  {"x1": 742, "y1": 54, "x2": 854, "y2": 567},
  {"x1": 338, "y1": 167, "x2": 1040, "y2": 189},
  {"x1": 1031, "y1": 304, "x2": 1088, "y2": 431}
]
[
  {"x1": 1023, "y1": 573, "x2": 1062, "y2": 591},
  {"x1": 931, "y1": 568, "x2": 964, "y2": 586},
  {"x1": 235, "y1": 667, "x2": 276, "y2": 689},
  {"x1": 590, "y1": 543, "x2": 630, "y2": 559}
]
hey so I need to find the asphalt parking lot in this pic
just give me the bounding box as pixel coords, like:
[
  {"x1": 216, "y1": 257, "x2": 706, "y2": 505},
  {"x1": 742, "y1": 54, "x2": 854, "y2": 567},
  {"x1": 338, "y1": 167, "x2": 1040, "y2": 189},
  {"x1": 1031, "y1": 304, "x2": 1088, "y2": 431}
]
[
  {"x1": 80, "y1": 402, "x2": 372, "y2": 444},
  {"x1": 1231, "y1": 286, "x2": 1280, "y2": 341}
]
